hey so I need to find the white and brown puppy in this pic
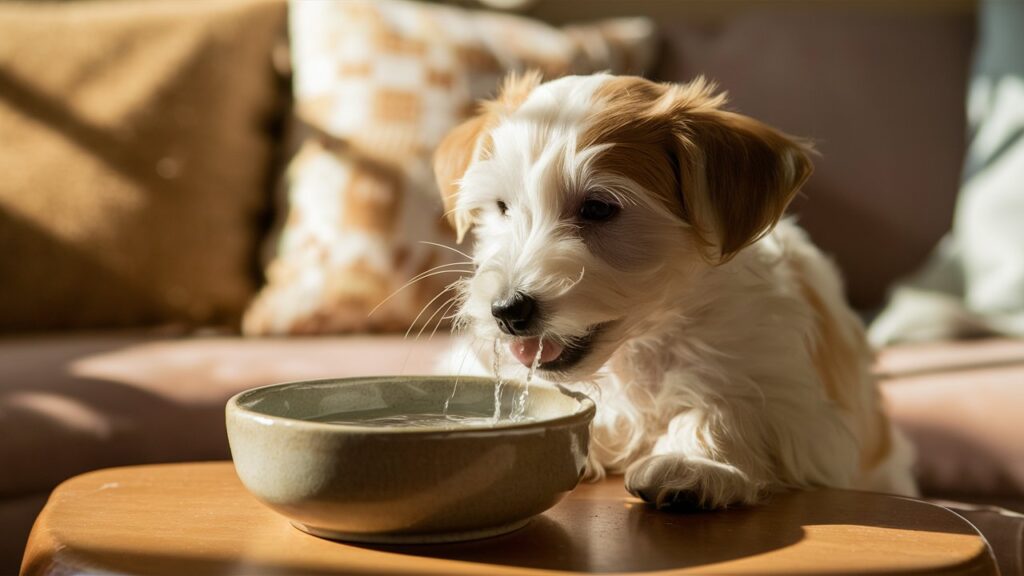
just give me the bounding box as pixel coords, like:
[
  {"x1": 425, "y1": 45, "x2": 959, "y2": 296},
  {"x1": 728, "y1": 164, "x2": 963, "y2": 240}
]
[{"x1": 434, "y1": 72, "x2": 917, "y2": 508}]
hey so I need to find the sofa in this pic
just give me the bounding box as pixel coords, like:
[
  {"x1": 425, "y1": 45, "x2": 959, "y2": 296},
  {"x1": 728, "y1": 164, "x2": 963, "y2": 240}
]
[{"x1": 2, "y1": 0, "x2": 1023, "y2": 574}]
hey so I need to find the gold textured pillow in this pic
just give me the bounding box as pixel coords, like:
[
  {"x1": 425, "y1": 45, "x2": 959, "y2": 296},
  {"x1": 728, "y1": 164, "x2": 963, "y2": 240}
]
[
  {"x1": 243, "y1": 0, "x2": 655, "y2": 335},
  {"x1": 0, "y1": 0, "x2": 286, "y2": 332}
]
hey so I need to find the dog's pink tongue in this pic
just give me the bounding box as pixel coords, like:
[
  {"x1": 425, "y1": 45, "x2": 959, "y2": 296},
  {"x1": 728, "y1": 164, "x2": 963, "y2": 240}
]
[{"x1": 510, "y1": 337, "x2": 563, "y2": 367}]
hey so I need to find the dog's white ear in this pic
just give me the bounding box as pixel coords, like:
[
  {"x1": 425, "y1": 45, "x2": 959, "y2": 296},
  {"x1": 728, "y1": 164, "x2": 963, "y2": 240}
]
[
  {"x1": 668, "y1": 79, "x2": 814, "y2": 261},
  {"x1": 434, "y1": 70, "x2": 542, "y2": 243}
]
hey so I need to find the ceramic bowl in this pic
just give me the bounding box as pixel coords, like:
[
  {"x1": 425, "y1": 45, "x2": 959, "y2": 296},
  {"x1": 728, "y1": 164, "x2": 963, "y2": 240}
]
[{"x1": 226, "y1": 376, "x2": 595, "y2": 543}]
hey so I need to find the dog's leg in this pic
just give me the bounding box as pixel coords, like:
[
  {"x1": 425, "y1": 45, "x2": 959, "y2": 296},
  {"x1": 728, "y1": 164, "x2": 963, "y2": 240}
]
[
  {"x1": 624, "y1": 410, "x2": 765, "y2": 510},
  {"x1": 625, "y1": 452, "x2": 758, "y2": 509},
  {"x1": 624, "y1": 400, "x2": 859, "y2": 510}
]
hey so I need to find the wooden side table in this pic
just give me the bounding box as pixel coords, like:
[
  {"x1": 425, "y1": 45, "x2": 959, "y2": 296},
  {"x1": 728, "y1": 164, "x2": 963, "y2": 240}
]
[{"x1": 21, "y1": 462, "x2": 997, "y2": 575}]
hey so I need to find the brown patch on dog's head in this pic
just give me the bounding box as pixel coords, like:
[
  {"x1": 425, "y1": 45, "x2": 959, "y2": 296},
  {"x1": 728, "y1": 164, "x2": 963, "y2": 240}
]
[
  {"x1": 581, "y1": 75, "x2": 814, "y2": 261},
  {"x1": 433, "y1": 70, "x2": 543, "y2": 242},
  {"x1": 580, "y1": 77, "x2": 681, "y2": 218},
  {"x1": 433, "y1": 112, "x2": 493, "y2": 242}
]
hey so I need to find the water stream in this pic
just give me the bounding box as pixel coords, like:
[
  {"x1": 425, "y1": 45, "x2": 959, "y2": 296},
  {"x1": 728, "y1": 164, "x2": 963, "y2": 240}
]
[
  {"x1": 438, "y1": 337, "x2": 539, "y2": 426},
  {"x1": 491, "y1": 338, "x2": 504, "y2": 422},
  {"x1": 510, "y1": 339, "x2": 543, "y2": 421}
]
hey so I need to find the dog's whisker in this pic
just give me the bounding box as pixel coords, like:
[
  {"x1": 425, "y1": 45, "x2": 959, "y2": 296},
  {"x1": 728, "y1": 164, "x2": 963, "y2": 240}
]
[
  {"x1": 447, "y1": 335, "x2": 483, "y2": 416},
  {"x1": 452, "y1": 313, "x2": 472, "y2": 336},
  {"x1": 404, "y1": 283, "x2": 462, "y2": 341},
  {"x1": 453, "y1": 336, "x2": 485, "y2": 386},
  {"x1": 446, "y1": 280, "x2": 473, "y2": 335},
  {"x1": 368, "y1": 267, "x2": 473, "y2": 318},
  {"x1": 555, "y1": 266, "x2": 586, "y2": 295},
  {"x1": 414, "y1": 293, "x2": 458, "y2": 342},
  {"x1": 371, "y1": 266, "x2": 471, "y2": 318},
  {"x1": 417, "y1": 297, "x2": 456, "y2": 342},
  {"x1": 395, "y1": 260, "x2": 472, "y2": 284},
  {"x1": 429, "y1": 296, "x2": 463, "y2": 341},
  {"x1": 408, "y1": 261, "x2": 474, "y2": 283},
  {"x1": 418, "y1": 240, "x2": 475, "y2": 262}
]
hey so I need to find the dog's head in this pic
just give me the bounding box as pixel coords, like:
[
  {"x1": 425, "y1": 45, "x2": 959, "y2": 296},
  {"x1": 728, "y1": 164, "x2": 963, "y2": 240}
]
[{"x1": 434, "y1": 73, "x2": 812, "y2": 380}]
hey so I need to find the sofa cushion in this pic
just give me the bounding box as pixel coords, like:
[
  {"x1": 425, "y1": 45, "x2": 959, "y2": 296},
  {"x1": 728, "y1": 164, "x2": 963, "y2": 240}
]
[
  {"x1": 0, "y1": 332, "x2": 451, "y2": 499},
  {"x1": 0, "y1": 492, "x2": 47, "y2": 574},
  {"x1": 660, "y1": 9, "x2": 973, "y2": 310},
  {"x1": 2, "y1": 332, "x2": 1022, "y2": 501},
  {"x1": 242, "y1": 0, "x2": 656, "y2": 335},
  {"x1": 0, "y1": 0, "x2": 286, "y2": 332},
  {"x1": 877, "y1": 338, "x2": 1024, "y2": 497}
]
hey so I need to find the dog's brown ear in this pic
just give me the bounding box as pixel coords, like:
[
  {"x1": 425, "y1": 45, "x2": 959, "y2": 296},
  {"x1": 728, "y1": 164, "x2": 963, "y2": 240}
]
[
  {"x1": 433, "y1": 70, "x2": 542, "y2": 243},
  {"x1": 668, "y1": 80, "x2": 813, "y2": 261},
  {"x1": 434, "y1": 113, "x2": 492, "y2": 243}
]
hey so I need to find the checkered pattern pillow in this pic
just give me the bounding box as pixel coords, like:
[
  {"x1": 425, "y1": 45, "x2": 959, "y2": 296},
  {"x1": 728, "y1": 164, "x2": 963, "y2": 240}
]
[{"x1": 243, "y1": 0, "x2": 655, "y2": 335}]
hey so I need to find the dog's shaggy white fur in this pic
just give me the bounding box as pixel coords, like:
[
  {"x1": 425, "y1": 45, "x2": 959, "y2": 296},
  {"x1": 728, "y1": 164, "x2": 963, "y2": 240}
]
[{"x1": 434, "y1": 72, "x2": 917, "y2": 508}]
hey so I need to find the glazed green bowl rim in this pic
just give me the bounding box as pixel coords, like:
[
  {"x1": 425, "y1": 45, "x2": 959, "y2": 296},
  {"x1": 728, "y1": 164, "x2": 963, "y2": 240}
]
[{"x1": 227, "y1": 375, "x2": 597, "y2": 437}]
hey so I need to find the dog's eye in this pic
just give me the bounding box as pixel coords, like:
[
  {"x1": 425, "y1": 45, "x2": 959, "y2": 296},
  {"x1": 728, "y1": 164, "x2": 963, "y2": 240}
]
[
  {"x1": 579, "y1": 199, "x2": 619, "y2": 222},
  {"x1": 496, "y1": 200, "x2": 508, "y2": 216}
]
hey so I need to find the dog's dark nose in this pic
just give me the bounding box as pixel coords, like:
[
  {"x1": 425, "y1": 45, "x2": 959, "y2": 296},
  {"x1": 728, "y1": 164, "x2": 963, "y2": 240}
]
[{"x1": 491, "y1": 293, "x2": 537, "y2": 336}]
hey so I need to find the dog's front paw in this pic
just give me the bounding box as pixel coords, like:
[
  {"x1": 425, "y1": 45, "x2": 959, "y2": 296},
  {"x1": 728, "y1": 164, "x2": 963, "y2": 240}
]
[{"x1": 625, "y1": 454, "x2": 760, "y2": 510}]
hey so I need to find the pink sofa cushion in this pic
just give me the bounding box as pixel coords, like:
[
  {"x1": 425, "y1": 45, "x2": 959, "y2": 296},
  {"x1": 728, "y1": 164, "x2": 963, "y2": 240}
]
[
  {"x1": 877, "y1": 338, "x2": 1024, "y2": 496},
  {"x1": 0, "y1": 332, "x2": 449, "y2": 498},
  {"x1": 1, "y1": 333, "x2": 1022, "y2": 500},
  {"x1": 651, "y1": 8, "x2": 974, "y2": 309}
]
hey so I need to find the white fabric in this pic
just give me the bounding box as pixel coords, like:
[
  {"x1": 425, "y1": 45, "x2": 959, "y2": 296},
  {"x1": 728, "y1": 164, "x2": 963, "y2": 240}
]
[{"x1": 869, "y1": 0, "x2": 1024, "y2": 345}]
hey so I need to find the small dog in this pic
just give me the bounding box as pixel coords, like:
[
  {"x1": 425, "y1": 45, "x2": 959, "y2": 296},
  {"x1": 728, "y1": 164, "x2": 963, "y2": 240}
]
[{"x1": 434, "y1": 72, "x2": 917, "y2": 508}]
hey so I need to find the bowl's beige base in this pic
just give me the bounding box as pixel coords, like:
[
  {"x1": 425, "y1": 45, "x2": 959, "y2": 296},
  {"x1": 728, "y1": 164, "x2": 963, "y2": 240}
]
[{"x1": 292, "y1": 518, "x2": 531, "y2": 544}]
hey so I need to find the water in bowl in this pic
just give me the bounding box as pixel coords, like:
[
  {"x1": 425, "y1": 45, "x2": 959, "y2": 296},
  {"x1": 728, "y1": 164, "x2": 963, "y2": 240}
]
[
  {"x1": 313, "y1": 338, "x2": 549, "y2": 430},
  {"x1": 309, "y1": 409, "x2": 534, "y2": 429}
]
